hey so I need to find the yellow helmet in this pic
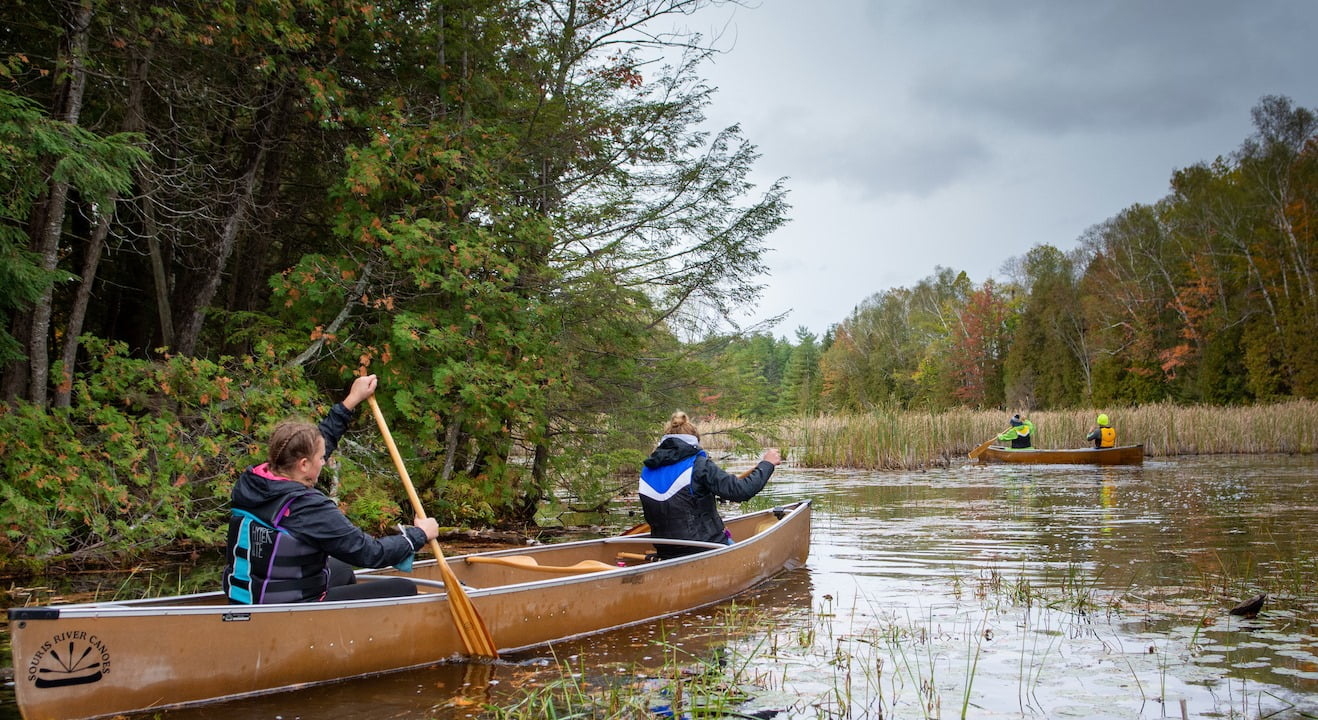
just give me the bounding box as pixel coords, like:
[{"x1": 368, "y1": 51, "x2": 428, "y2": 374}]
[{"x1": 1097, "y1": 413, "x2": 1109, "y2": 426}]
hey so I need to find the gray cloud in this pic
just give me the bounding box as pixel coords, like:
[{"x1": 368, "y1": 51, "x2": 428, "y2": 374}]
[
  {"x1": 896, "y1": 1, "x2": 1314, "y2": 134},
  {"x1": 776, "y1": 126, "x2": 991, "y2": 199},
  {"x1": 692, "y1": 0, "x2": 1318, "y2": 334}
]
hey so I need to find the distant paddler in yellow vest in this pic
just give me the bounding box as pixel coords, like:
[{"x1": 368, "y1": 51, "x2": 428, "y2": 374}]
[
  {"x1": 1086, "y1": 413, "x2": 1116, "y2": 448},
  {"x1": 997, "y1": 414, "x2": 1034, "y2": 449}
]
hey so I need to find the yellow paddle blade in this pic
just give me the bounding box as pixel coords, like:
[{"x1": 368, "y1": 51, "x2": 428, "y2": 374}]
[
  {"x1": 431, "y1": 544, "x2": 498, "y2": 656},
  {"x1": 968, "y1": 435, "x2": 998, "y2": 459}
]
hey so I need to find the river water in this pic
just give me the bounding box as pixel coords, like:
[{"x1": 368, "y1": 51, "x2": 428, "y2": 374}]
[{"x1": 3, "y1": 454, "x2": 1316, "y2": 719}]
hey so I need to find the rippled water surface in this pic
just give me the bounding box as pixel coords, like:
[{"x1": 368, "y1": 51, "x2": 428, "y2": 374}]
[{"x1": 4, "y1": 454, "x2": 1317, "y2": 719}]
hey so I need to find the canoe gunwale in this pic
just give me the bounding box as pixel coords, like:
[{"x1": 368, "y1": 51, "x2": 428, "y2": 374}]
[
  {"x1": 19, "y1": 502, "x2": 806, "y2": 619},
  {"x1": 8, "y1": 501, "x2": 811, "y2": 720}
]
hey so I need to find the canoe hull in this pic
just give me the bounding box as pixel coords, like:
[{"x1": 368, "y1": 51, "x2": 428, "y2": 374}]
[
  {"x1": 977, "y1": 444, "x2": 1144, "y2": 465},
  {"x1": 8, "y1": 502, "x2": 810, "y2": 720}
]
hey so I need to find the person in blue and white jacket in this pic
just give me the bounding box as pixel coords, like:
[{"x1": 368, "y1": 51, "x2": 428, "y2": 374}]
[{"x1": 638, "y1": 411, "x2": 781, "y2": 559}]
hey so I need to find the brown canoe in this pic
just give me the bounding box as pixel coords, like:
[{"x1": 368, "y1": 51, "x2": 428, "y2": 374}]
[
  {"x1": 977, "y1": 444, "x2": 1144, "y2": 465},
  {"x1": 8, "y1": 501, "x2": 811, "y2": 720}
]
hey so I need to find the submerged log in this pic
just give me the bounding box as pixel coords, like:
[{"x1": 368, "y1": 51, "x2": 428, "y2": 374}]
[{"x1": 1228, "y1": 593, "x2": 1267, "y2": 618}]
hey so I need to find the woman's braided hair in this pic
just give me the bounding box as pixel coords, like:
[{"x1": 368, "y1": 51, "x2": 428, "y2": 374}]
[{"x1": 268, "y1": 419, "x2": 321, "y2": 475}]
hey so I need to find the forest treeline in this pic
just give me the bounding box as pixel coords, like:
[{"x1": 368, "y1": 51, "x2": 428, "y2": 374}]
[
  {"x1": 1, "y1": 0, "x2": 1314, "y2": 569},
  {"x1": 1, "y1": 0, "x2": 791, "y2": 568},
  {"x1": 711, "y1": 96, "x2": 1318, "y2": 417}
]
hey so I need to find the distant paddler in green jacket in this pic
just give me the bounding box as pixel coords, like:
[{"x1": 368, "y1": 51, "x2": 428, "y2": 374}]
[
  {"x1": 1086, "y1": 413, "x2": 1116, "y2": 448},
  {"x1": 997, "y1": 414, "x2": 1034, "y2": 449}
]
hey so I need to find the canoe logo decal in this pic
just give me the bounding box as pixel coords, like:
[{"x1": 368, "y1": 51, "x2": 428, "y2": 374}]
[{"x1": 25, "y1": 631, "x2": 110, "y2": 689}]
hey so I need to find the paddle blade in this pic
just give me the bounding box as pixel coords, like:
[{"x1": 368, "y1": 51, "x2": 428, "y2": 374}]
[
  {"x1": 432, "y1": 544, "x2": 498, "y2": 657},
  {"x1": 968, "y1": 436, "x2": 997, "y2": 459}
]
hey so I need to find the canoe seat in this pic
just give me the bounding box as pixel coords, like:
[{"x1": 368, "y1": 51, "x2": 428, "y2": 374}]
[{"x1": 465, "y1": 555, "x2": 618, "y2": 574}]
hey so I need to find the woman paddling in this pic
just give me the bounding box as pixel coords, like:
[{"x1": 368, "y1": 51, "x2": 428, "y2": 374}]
[
  {"x1": 638, "y1": 410, "x2": 781, "y2": 559},
  {"x1": 222, "y1": 374, "x2": 440, "y2": 604},
  {"x1": 997, "y1": 413, "x2": 1035, "y2": 449}
]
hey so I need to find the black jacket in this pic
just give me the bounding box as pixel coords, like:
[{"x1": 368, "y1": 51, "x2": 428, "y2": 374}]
[
  {"x1": 639, "y1": 435, "x2": 774, "y2": 559},
  {"x1": 223, "y1": 403, "x2": 426, "y2": 602}
]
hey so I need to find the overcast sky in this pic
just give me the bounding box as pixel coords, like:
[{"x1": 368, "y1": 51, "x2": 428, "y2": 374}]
[{"x1": 682, "y1": 0, "x2": 1318, "y2": 337}]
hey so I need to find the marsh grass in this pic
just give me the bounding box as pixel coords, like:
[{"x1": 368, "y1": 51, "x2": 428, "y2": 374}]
[
  {"x1": 479, "y1": 556, "x2": 1313, "y2": 720},
  {"x1": 493, "y1": 572, "x2": 1092, "y2": 719},
  {"x1": 485, "y1": 603, "x2": 780, "y2": 720},
  {"x1": 1185, "y1": 538, "x2": 1318, "y2": 629},
  {"x1": 698, "y1": 400, "x2": 1318, "y2": 469},
  {"x1": 2, "y1": 561, "x2": 221, "y2": 611}
]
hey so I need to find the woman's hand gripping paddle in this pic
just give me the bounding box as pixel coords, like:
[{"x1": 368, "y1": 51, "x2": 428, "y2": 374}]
[{"x1": 367, "y1": 396, "x2": 498, "y2": 658}]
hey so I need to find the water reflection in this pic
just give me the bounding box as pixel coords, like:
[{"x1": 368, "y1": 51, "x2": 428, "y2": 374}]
[
  {"x1": 144, "y1": 570, "x2": 814, "y2": 720},
  {"x1": 744, "y1": 454, "x2": 1318, "y2": 718},
  {"x1": 3, "y1": 455, "x2": 1316, "y2": 719}
]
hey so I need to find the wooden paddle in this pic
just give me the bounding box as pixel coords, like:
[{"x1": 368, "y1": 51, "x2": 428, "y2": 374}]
[
  {"x1": 967, "y1": 434, "x2": 1001, "y2": 460},
  {"x1": 623, "y1": 464, "x2": 760, "y2": 536},
  {"x1": 367, "y1": 396, "x2": 498, "y2": 658},
  {"x1": 466, "y1": 555, "x2": 617, "y2": 574}
]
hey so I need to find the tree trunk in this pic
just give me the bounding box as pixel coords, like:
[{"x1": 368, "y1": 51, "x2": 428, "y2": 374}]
[
  {"x1": 53, "y1": 48, "x2": 151, "y2": 408},
  {"x1": 52, "y1": 207, "x2": 110, "y2": 408},
  {"x1": 142, "y1": 177, "x2": 175, "y2": 350},
  {"x1": 24, "y1": 0, "x2": 93, "y2": 407},
  {"x1": 440, "y1": 419, "x2": 462, "y2": 482},
  {"x1": 172, "y1": 81, "x2": 292, "y2": 356}
]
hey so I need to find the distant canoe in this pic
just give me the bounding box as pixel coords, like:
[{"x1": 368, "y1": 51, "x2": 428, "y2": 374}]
[{"x1": 977, "y1": 444, "x2": 1144, "y2": 465}]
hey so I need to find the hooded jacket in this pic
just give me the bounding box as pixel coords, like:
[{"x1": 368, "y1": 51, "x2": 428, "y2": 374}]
[
  {"x1": 223, "y1": 403, "x2": 427, "y2": 603},
  {"x1": 638, "y1": 434, "x2": 775, "y2": 559},
  {"x1": 998, "y1": 418, "x2": 1035, "y2": 449}
]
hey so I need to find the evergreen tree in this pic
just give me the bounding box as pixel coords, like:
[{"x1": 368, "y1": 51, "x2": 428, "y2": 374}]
[{"x1": 779, "y1": 327, "x2": 821, "y2": 416}]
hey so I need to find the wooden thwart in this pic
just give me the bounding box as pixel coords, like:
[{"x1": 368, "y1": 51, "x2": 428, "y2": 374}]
[{"x1": 466, "y1": 555, "x2": 618, "y2": 574}]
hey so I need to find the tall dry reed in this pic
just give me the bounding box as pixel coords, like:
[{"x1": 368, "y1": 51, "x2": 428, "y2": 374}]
[{"x1": 706, "y1": 400, "x2": 1318, "y2": 470}]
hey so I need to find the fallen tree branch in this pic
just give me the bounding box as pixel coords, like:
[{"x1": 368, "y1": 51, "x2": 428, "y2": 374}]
[{"x1": 290, "y1": 262, "x2": 373, "y2": 368}]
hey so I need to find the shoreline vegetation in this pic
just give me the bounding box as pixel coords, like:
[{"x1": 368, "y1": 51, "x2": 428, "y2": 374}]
[
  {"x1": 702, "y1": 399, "x2": 1318, "y2": 470},
  {"x1": 6, "y1": 462, "x2": 1315, "y2": 717},
  {"x1": 1, "y1": 401, "x2": 1314, "y2": 577}
]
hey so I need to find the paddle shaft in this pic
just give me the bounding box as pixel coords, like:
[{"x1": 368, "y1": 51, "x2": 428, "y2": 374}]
[{"x1": 366, "y1": 396, "x2": 498, "y2": 658}]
